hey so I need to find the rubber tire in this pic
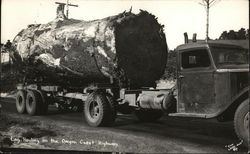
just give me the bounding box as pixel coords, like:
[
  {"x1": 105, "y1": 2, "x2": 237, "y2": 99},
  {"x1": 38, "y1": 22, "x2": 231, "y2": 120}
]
[
  {"x1": 40, "y1": 92, "x2": 48, "y2": 115},
  {"x1": 25, "y1": 90, "x2": 43, "y2": 115},
  {"x1": 234, "y1": 99, "x2": 249, "y2": 147},
  {"x1": 16, "y1": 90, "x2": 26, "y2": 114},
  {"x1": 135, "y1": 109, "x2": 163, "y2": 122},
  {"x1": 84, "y1": 92, "x2": 115, "y2": 127},
  {"x1": 106, "y1": 94, "x2": 117, "y2": 120}
]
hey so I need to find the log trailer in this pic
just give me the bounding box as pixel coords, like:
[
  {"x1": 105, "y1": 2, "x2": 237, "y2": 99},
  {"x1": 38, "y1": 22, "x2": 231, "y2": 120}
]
[{"x1": 15, "y1": 41, "x2": 249, "y2": 146}]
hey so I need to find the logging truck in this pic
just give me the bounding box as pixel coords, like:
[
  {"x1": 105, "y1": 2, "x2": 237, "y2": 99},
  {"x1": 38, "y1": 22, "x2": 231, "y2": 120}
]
[{"x1": 15, "y1": 41, "x2": 249, "y2": 146}]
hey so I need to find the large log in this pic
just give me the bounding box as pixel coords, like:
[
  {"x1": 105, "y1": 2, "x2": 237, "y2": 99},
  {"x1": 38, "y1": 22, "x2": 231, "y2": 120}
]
[{"x1": 12, "y1": 10, "x2": 168, "y2": 88}]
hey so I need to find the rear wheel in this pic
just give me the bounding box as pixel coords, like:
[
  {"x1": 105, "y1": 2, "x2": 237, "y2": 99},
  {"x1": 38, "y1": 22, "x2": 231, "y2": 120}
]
[
  {"x1": 106, "y1": 94, "x2": 117, "y2": 120},
  {"x1": 234, "y1": 99, "x2": 249, "y2": 147},
  {"x1": 84, "y1": 92, "x2": 116, "y2": 127},
  {"x1": 135, "y1": 109, "x2": 163, "y2": 122},
  {"x1": 16, "y1": 90, "x2": 26, "y2": 114},
  {"x1": 25, "y1": 90, "x2": 43, "y2": 115}
]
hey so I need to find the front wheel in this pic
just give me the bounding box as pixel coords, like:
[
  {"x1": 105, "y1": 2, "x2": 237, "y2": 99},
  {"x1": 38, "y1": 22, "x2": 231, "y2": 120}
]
[
  {"x1": 135, "y1": 109, "x2": 163, "y2": 122},
  {"x1": 234, "y1": 99, "x2": 249, "y2": 147},
  {"x1": 84, "y1": 92, "x2": 116, "y2": 127}
]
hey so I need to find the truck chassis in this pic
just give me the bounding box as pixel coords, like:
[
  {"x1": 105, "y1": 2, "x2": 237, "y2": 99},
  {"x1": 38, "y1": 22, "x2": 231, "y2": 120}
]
[{"x1": 16, "y1": 82, "x2": 175, "y2": 126}]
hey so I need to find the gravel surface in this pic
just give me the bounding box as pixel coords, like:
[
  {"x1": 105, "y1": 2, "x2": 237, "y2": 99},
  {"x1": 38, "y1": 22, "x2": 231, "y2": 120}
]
[{"x1": 0, "y1": 98, "x2": 248, "y2": 153}]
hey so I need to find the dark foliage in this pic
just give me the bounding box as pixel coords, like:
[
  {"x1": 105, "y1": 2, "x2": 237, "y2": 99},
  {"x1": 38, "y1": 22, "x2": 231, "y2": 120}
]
[
  {"x1": 219, "y1": 28, "x2": 249, "y2": 40},
  {"x1": 162, "y1": 50, "x2": 177, "y2": 80},
  {"x1": 0, "y1": 64, "x2": 20, "y2": 92}
]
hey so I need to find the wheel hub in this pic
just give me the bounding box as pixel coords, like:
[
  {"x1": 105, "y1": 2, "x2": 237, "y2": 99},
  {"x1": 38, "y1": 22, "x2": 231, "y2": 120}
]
[
  {"x1": 89, "y1": 101, "x2": 100, "y2": 119},
  {"x1": 18, "y1": 96, "x2": 23, "y2": 105},
  {"x1": 28, "y1": 97, "x2": 34, "y2": 107},
  {"x1": 244, "y1": 112, "x2": 249, "y2": 131}
]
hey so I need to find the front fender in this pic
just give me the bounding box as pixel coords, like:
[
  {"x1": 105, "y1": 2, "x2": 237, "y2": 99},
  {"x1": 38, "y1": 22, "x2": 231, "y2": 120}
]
[
  {"x1": 230, "y1": 87, "x2": 249, "y2": 104},
  {"x1": 213, "y1": 87, "x2": 249, "y2": 120}
]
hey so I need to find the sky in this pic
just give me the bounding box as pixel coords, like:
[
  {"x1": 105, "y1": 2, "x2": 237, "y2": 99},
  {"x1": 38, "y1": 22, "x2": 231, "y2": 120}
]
[{"x1": 1, "y1": 0, "x2": 249, "y2": 50}]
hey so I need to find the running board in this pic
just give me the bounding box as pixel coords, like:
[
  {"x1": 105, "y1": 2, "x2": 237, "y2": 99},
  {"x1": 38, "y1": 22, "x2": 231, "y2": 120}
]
[{"x1": 168, "y1": 113, "x2": 207, "y2": 118}]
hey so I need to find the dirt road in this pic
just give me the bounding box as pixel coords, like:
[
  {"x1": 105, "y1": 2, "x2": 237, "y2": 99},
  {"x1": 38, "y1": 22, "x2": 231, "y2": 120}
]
[{"x1": 0, "y1": 98, "x2": 247, "y2": 153}]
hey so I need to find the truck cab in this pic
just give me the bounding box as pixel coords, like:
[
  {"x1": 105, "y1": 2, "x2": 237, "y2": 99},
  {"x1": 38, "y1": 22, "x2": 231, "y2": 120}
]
[
  {"x1": 175, "y1": 41, "x2": 248, "y2": 117},
  {"x1": 174, "y1": 41, "x2": 249, "y2": 146}
]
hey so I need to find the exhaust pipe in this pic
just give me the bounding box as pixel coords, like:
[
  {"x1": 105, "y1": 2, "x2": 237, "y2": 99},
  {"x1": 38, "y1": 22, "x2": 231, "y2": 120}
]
[
  {"x1": 192, "y1": 33, "x2": 197, "y2": 42},
  {"x1": 184, "y1": 32, "x2": 188, "y2": 44}
]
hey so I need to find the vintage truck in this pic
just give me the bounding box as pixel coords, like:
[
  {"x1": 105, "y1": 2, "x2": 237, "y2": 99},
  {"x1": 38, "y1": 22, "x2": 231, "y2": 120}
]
[{"x1": 15, "y1": 41, "x2": 249, "y2": 146}]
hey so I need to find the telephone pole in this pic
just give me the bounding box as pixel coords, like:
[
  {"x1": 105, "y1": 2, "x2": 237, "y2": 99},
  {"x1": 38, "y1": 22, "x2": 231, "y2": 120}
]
[
  {"x1": 199, "y1": 0, "x2": 219, "y2": 41},
  {"x1": 55, "y1": 0, "x2": 78, "y2": 19},
  {"x1": 0, "y1": 45, "x2": 2, "y2": 77}
]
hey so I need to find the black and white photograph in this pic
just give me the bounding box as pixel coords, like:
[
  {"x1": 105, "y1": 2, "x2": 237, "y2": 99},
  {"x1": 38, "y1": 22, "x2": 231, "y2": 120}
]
[{"x1": 0, "y1": 0, "x2": 249, "y2": 153}]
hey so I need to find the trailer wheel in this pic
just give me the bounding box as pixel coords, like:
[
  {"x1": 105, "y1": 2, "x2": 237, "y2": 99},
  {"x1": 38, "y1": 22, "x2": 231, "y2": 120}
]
[
  {"x1": 84, "y1": 92, "x2": 115, "y2": 127},
  {"x1": 234, "y1": 99, "x2": 249, "y2": 147},
  {"x1": 135, "y1": 109, "x2": 163, "y2": 122},
  {"x1": 38, "y1": 91, "x2": 48, "y2": 115},
  {"x1": 16, "y1": 90, "x2": 26, "y2": 114},
  {"x1": 25, "y1": 90, "x2": 42, "y2": 115}
]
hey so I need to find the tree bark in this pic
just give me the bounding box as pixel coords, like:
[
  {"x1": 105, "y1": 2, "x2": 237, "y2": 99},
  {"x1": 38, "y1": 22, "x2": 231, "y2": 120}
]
[{"x1": 12, "y1": 10, "x2": 168, "y2": 88}]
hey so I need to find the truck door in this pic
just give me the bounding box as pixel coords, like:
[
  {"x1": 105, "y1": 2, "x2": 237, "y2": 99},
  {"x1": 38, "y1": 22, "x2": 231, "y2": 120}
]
[{"x1": 177, "y1": 48, "x2": 215, "y2": 114}]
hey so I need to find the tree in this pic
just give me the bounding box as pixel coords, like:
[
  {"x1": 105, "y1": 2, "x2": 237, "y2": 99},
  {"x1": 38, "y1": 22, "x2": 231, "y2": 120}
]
[
  {"x1": 199, "y1": 0, "x2": 220, "y2": 41},
  {"x1": 163, "y1": 50, "x2": 177, "y2": 80},
  {"x1": 219, "y1": 31, "x2": 228, "y2": 40},
  {"x1": 246, "y1": 29, "x2": 249, "y2": 39},
  {"x1": 227, "y1": 30, "x2": 237, "y2": 39},
  {"x1": 237, "y1": 28, "x2": 246, "y2": 39},
  {"x1": 218, "y1": 28, "x2": 249, "y2": 40}
]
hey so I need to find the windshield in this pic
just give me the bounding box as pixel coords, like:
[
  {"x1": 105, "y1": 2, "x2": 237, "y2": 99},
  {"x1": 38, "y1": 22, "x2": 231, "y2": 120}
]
[{"x1": 210, "y1": 47, "x2": 249, "y2": 68}]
